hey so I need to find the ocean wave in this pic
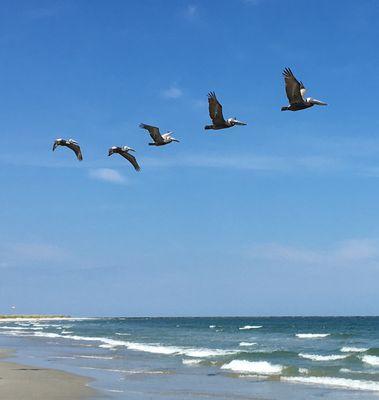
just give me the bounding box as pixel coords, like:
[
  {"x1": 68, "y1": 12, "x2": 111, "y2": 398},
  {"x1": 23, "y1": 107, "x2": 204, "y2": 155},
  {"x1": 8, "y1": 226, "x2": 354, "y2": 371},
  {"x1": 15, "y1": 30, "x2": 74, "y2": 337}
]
[
  {"x1": 239, "y1": 325, "x2": 262, "y2": 330},
  {"x1": 182, "y1": 359, "x2": 202, "y2": 365},
  {"x1": 299, "y1": 368, "x2": 309, "y2": 374},
  {"x1": 362, "y1": 355, "x2": 379, "y2": 366},
  {"x1": 341, "y1": 346, "x2": 368, "y2": 353},
  {"x1": 295, "y1": 333, "x2": 330, "y2": 339},
  {"x1": 115, "y1": 332, "x2": 131, "y2": 336},
  {"x1": 282, "y1": 376, "x2": 379, "y2": 392},
  {"x1": 239, "y1": 342, "x2": 256, "y2": 347},
  {"x1": 299, "y1": 353, "x2": 348, "y2": 361},
  {"x1": 221, "y1": 360, "x2": 283, "y2": 375},
  {"x1": 78, "y1": 355, "x2": 114, "y2": 360},
  {"x1": 209, "y1": 325, "x2": 216, "y2": 329}
]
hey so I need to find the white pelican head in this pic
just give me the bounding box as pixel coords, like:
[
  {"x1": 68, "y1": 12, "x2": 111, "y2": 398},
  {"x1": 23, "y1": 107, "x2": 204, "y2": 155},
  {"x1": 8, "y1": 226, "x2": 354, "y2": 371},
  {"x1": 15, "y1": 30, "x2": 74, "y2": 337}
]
[{"x1": 227, "y1": 118, "x2": 247, "y2": 126}]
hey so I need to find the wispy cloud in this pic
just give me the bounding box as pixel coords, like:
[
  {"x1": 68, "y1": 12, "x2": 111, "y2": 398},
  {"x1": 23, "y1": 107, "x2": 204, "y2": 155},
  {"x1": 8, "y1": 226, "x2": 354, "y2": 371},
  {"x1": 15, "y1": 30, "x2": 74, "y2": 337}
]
[
  {"x1": 0, "y1": 242, "x2": 67, "y2": 268},
  {"x1": 162, "y1": 85, "x2": 183, "y2": 99},
  {"x1": 27, "y1": 4, "x2": 65, "y2": 19},
  {"x1": 184, "y1": 4, "x2": 198, "y2": 20},
  {"x1": 89, "y1": 168, "x2": 127, "y2": 185},
  {"x1": 249, "y1": 239, "x2": 379, "y2": 267}
]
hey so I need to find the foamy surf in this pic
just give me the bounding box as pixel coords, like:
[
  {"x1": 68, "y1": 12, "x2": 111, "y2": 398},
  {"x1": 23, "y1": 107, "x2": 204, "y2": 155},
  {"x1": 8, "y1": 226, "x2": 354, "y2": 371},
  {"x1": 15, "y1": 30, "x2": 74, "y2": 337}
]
[
  {"x1": 296, "y1": 333, "x2": 330, "y2": 339},
  {"x1": 239, "y1": 342, "x2": 256, "y2": 347},
  {"x1": 182, "y1": 359, "x2": 202, "y2": 365},
  {"x1": 221, "y1": 360, "x2": 283, "y2": 375},
  {"x1": 340, "y1": 346, "x2": 368, "y2": 353},
  {"x1": 282, "y1": 376, "x2": 379, "y2": 392},
  {"x1": 299, "y1": 353, "x2": 348, "y2": 361},
  {"x1": 362, "y1": 355, "x2": 379, "y2": 366},
  {"x1": 239, "y1": 325, "x2": 262, "y2": 330}
]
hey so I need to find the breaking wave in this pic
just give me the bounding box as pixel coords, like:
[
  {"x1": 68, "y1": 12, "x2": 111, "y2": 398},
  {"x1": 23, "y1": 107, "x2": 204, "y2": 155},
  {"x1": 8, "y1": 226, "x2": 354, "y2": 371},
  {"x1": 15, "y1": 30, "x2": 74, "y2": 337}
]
[
  {"x1": 362, "y1": 355, "x2": 379, "y2": 366},
  {"x1": 282, "y1": 376, "x2": 379, "y2": 392},
  {"x1": 221, "y1": 360, "x2": 283, "y2": 375},
  {"x1": 299, "y1": 353, "x2": 348, "y2": 361},
  {"x1": 295, "y1": 333, "x2": 330, "y2": 339},
  {"x1": 239, "y1": 325, "x2": 262, "y2": 330}
]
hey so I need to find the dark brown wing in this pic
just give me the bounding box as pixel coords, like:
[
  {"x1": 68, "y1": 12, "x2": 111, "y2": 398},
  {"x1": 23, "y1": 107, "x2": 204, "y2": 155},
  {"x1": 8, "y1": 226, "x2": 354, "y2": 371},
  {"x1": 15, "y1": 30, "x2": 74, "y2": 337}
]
[
  {"x1": 67, "y1": 143, "x2": 83, "y2": 161},
  {"x1": 282, "y1": 68, "x2": 304, "y2": 104},
  {"x1": 120, "y1": 151, "x2": 141, "y2": 171},
  {"x1": 207, "y1": 92, "x2": 225, "y2": 124},
  {"x1": 139, "y1": 123, "x2": 164, "y2": 144}
]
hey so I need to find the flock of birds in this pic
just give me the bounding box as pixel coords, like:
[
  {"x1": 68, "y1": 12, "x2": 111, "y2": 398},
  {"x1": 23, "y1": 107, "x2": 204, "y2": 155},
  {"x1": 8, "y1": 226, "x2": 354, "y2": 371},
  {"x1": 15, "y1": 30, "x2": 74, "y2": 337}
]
[{"x1": 52, "y1": 68, "x2": 327, "y2": 172}]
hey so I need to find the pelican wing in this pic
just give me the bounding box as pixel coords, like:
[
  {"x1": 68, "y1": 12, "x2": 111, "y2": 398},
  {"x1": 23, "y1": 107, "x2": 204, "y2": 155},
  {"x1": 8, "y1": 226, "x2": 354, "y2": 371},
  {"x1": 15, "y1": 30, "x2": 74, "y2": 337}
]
[
  {"x1": 283, "y1": 68, "x2": 304, "y2": 104},
  {"x1": 139, "y1": 123, "x2": 164, "y2": 144},
  {"x1": 207, "y1": 92, "x2": 225, "y2": 124},
  {"x1": 67, "y1": 142, "x2": 83, "y2": 161},
  {"x1": 121, "y1": 151, "x2": 141, "y2": 171}
]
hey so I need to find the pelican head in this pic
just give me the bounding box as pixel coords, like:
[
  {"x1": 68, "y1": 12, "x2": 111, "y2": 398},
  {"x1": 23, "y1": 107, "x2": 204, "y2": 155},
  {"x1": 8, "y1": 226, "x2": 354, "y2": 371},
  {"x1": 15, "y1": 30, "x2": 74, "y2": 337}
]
[
  {"x1": 307, "y1": 97, "x2": 327, "y2": 106},
  {"x1": 68, "y1": 138, "x2": 78, "y2": 144},
  {"x1": 122, "y1": 146, "x2": 135, "y2": 152},
  {"x1": 228, "y1": 118, "x2": 247, "y2": 126},
  {"x1": 108, "y1": 146, "x2": 117, "y2": 156}
]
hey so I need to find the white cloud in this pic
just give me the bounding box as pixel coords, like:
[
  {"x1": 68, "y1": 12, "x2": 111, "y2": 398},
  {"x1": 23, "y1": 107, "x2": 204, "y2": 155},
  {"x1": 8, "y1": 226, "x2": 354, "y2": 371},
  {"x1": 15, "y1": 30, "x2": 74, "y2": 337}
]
[
  {"x1": 249, "y1": 239, "x2": 379, "y2": 267},
  {"x1": 162, "y1": 85, "x2": 183, "y2": 99},
  {"x1": 0, "y1": 242, "x2": 68, "y2": 267},
  {"x1": 185, "y1": 5, "x2": 197, "y2": 18},
  {"x1": 89, "y1": 168, "x2": 127, "y2": 184}
]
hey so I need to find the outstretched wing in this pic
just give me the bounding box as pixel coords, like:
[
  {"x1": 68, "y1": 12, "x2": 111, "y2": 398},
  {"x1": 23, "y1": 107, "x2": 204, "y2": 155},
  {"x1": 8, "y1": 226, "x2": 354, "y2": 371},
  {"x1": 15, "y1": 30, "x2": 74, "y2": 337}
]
[
  {"x1": 67, "y1": 143, "x2": 83, "y2": 161},
  {"x1": 283, "y1": 68, "x2": 304, "y2": 104},
  {"x1": 207, "y1": 92, "x2": 225, "y2": 124},
  {"x1": 139, "y1": 123, "x2": 164, "y2": 144},
  {"x1": 121, "y1": 151, "x2": 141, "y2": 171}
]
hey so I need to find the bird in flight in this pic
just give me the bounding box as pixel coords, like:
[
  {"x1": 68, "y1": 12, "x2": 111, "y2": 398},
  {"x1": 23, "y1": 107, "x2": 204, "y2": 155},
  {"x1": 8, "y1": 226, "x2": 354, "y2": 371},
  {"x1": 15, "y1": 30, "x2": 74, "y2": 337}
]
[
  {"x1": 204, "y1": 92, "x2": 247, "y2": 130},
  {"x1": 139, "y1": 123, "x2": 180, "y2": 146},
  {"x1": 108, "y1": 146, "x2": 141, "y2": 171},
  {"x1": 52, "y1": 138, "x2": 83, "y2": 161},
  {"x1": 281, "y1": 68, "x2": 327, "y2": 111}
]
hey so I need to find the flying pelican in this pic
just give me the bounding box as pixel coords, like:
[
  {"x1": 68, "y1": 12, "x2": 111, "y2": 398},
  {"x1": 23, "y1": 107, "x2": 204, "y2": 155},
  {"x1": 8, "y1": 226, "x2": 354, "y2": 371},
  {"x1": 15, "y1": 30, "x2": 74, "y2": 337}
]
[
  {"x1": 139, "y1": 123, "x2": 179, "y2": 146},
  {"x1": 108, "y1": 146, "x2": 141, "y2": 171},
  {"x1": 281, "y1": 68, "x2": 327, "y2": 111},
  {"x1": 204, "y1": 92, "x2": 247, "y2": 130},
  {"x1": 52, "y1": 138, "x2": 83, "y2": 161}
]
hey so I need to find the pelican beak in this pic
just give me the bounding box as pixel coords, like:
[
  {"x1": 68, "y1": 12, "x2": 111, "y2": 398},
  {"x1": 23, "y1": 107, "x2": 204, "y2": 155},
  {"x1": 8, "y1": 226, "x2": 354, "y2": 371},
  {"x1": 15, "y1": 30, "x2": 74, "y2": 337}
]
[
  {"x1": 312, "y1": 99, "x2": 327, "y2": 106},
  {"x1": 108, "y1": 150, "x2": 113, "y2": 156},
  {"x1": 52, "y1": 143, "x2": 57, "y2": 151},
  {"x1": 129, "y1": 148, "x2": 136, "y2": 152},
  {"x1": 172, "y1": 139, "x2": 180, "y2": 143},
  {"x1": 233, "y1": 119, "x2": 247, "y2": 126}
]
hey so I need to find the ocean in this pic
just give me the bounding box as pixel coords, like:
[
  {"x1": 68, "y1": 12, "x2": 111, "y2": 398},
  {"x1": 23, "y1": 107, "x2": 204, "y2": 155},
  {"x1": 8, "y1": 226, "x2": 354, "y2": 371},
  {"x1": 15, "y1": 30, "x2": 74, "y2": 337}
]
[{"x1": 0, "y1": 317, "x2": 379, "y2": 399}]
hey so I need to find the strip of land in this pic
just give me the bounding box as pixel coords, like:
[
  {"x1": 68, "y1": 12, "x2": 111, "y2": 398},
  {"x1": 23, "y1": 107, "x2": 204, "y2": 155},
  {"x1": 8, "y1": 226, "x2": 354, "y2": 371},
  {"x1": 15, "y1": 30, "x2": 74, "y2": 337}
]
[{"x1": 0, "y1": 349, "x2": 97, "y2": 399}]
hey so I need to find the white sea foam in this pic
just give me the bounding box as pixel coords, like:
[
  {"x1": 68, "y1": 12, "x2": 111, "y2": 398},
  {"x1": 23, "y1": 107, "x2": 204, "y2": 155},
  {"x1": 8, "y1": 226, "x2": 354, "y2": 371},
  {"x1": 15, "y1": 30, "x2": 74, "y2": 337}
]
[
  {"x1": 33, "y1": 332, "x2": 62, "y2": 339},
  {"x1": 341, "y1": 346, "x2": 368, "y2": 353},
  {"x1": 115, "y1": 332, "x2": 131, "y2": 336},
  {"x1": 182, "y1": 358, "x2": 202, "y2": 365},
  {"x1": 61, "y1": 330, "x2": 73, "y2": 334},
  {"x1": 362, "y1": 355, "x2": 379, "y2": 366},
  {"x1": 299, "y1": 353, "x2": 348, "y2": 361},
  {"x1": 78, "y1": 355, "x2": 114, "y2": 360},
  {"x1": 239, "y1": 325, "x2": 262, "y2": 330},
  {"x1": 0, "y1": 326, "x2": 30, "y2": 330},
  {"x1": 209, "y1": 325, "x2": 216, "y2": 329},
  {"x1": 296, "y1": 333, "x2": 330, "y2": 339},
  {"x1": 282, "y1": 376, "x2": 379, "y2": 392},
  {"x1": 239, "y1": 342, "x2": 257, "y2": 347},
  {"x1": 221, "y1": 360, "x2": 283, "y2": 375},
  {"x1": 299, "y1": 368, "x2": 309, "y2": 374}
]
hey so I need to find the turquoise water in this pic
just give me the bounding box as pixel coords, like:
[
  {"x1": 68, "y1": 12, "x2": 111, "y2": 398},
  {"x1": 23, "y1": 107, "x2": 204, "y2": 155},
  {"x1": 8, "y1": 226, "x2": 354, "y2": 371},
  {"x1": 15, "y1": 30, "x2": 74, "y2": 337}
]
[{"x1": 1, "y1": 317, "x2": 379, "y2": 399}]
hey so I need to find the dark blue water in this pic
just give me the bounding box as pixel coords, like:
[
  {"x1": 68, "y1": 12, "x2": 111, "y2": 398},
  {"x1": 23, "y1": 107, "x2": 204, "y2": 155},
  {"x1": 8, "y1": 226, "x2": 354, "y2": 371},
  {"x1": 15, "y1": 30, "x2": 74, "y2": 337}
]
[{"x1": 1, "y1": 317, "x2": 379, "y2": 399}]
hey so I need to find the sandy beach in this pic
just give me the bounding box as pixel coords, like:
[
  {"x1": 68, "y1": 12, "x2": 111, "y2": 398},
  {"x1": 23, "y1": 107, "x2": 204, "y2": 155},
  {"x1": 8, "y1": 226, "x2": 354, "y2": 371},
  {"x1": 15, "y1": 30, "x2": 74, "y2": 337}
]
[{"x1": 0, "y1": 349, "x2": 97, "y2": 400}]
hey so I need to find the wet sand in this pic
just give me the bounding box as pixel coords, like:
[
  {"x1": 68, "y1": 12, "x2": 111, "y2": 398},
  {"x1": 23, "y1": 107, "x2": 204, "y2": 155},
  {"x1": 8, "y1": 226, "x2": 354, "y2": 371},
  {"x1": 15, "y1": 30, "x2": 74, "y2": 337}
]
[{"x1": 0, "y1": 349, "x2": 98, "y2": 399}]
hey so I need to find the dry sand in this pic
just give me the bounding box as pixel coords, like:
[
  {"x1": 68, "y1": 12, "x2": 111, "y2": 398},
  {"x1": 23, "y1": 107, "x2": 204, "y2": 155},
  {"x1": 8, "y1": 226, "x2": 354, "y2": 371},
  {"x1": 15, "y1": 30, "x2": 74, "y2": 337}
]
[{"x1": 0, "y1": 349, "x2": 98, "y2": 399}]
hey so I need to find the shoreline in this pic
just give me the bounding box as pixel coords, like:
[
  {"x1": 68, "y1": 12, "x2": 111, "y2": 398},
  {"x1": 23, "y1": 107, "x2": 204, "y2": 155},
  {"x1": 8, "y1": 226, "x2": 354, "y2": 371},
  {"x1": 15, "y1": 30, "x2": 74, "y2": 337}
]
[{"x1": 0, "y1": 349, "x2": 98, "y2": 399}]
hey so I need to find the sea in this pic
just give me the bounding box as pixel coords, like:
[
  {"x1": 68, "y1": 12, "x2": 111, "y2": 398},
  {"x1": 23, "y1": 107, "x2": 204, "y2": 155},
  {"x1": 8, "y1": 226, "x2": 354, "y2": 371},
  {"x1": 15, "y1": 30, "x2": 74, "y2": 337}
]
[{"x1": 0, "y1": 317, "x2": 379, "y2": 399}]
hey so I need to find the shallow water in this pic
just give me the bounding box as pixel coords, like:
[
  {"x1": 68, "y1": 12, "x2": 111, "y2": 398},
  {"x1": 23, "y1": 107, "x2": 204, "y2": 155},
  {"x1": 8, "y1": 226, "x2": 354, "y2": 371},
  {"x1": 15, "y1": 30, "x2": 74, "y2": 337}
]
[{"x1": 0, "y1": 317, "x2": 379, "y2": 399}]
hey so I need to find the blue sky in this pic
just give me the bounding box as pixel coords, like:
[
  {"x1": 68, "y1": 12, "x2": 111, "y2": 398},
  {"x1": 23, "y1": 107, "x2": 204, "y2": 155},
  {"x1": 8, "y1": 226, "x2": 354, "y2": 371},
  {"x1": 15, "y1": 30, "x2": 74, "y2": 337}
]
[{"x1": 1, "y1": 0, "x2": 379, "y2": 316}]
